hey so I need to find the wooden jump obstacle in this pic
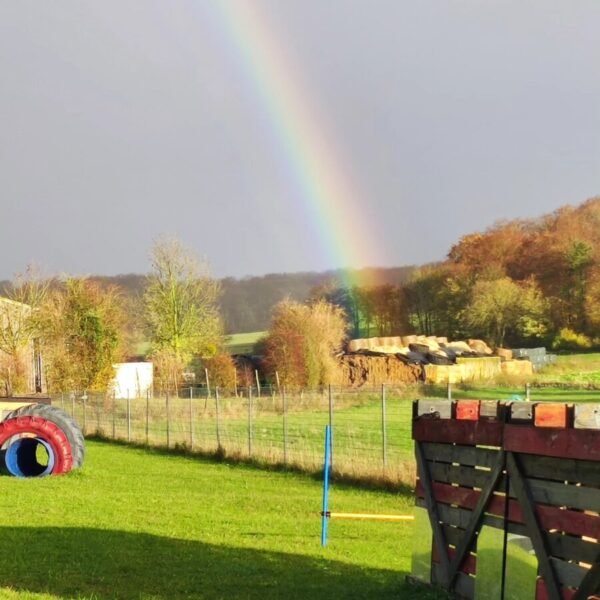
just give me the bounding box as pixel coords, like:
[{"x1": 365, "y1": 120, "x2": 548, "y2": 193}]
[
  {"x1": 320, "y1": 425, "x2": 414, "y2": 546},
  {"x1": 410, "y1": 398, "x2": 600, "y2": 600}
]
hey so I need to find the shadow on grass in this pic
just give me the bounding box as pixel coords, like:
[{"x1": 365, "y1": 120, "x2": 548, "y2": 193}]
[{"x1": 0, "y1": 526, "x2": 439, "y2": 600}]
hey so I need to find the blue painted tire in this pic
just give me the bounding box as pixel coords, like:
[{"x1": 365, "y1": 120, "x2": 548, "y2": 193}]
[{"x1": 4, "y1": 437, "x2": 56, "y2": 477}]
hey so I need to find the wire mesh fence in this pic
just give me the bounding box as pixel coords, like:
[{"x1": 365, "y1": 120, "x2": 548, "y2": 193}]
[
  {"x1": 52, "y1": 386, "x2": 421, "y2": 485},
  {"x1": 52, "y1": 380, "x2": 549, "y2": 485}
]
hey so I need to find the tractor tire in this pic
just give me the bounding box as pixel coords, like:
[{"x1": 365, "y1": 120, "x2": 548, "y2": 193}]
[
  {"x1": 5, "y1": 403, "x2": 85, "y2": 469},
  {"x1": 0, "y1": 416, "x2": 73, "y2": 475}
]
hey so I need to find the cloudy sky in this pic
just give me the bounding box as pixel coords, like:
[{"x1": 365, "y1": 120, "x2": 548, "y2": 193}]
[{"x1": 1, "y1": 1, "x2": 599, "y2": 280}]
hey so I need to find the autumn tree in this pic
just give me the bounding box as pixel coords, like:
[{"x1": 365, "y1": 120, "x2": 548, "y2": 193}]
[
  {"x1": 263, "y1": 299, "x2": 347, "y2": 388},
  {"x1": 144, "y1": 237, "x2": 222, "y2": 391},
  {"x1": 309, "y1": 281, "x2": 362, "y2": 337},
  {"x1": 39, "y1": 278, "x2": 126, "y2": 391},
  {"x1": 466, "y1": 278, "x2": 547, "y2": 347},
  {"x1": 403, "y1": 267, "x2": 449, "y2": 335}
]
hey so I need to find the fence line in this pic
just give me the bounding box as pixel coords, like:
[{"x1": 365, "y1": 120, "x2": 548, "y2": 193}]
[{"x1": 53, "y1": 382, "x2": 551, "y2": 484}]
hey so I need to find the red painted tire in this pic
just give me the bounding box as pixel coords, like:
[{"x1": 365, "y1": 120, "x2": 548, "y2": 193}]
[{"x1": 0, "y1": 416, "x2": 74, "y2": 475}]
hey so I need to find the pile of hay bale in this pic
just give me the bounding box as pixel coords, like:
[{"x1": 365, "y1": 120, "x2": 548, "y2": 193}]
[
  {"x1": 347, "y1": 335, "x2": 494, "y2": 364},
  {"x1": 338, "y1": 354, "x2": 423, "y2": 387},
  {"x1": 343, "y1": 335, "x2": 534, "y2": 385}
]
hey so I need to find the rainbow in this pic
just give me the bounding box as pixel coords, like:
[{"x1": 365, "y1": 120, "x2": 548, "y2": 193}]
[{"x1": 205, "y1": 2, "x2": 384, "y2": 288}]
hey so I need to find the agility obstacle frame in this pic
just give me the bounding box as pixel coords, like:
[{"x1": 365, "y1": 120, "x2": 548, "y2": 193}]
[
  {"x1": 410, "y1": 398, "x2": 600, "y2": 600},
  {"x1": 320, "y1": 424, "x2": 413, "y2": 546}
]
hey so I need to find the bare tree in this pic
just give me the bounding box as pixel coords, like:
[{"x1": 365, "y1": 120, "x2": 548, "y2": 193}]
[
  {"x1": 0, "y1": 266, "x2": 49, "y2": 395},
  {"x1": 144, "y1": 237, "x2": 222, "y2": 391}
]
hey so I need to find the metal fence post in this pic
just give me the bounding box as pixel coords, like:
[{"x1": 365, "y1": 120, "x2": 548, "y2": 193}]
[
  {"x1": 166, "y1": 393, "x2": 170, "y2": 449},
  {"x1": 215, "y1": 386, "x2": 222, "y2": 449},
  {"x1": 328, "y1": 384, "x2": 334, "y2": 467},
  {"x1": 248, "y1": 386, "x2": 253, "y2": 456},
  {"x1": 447, "y1": 381, "x2": 452, "y2": 401},
  {"x1": 205, "y1": 368, "x2": 211, "y2": 399},
  {"x1": 526, "y1": 383, "x2": 531, "y2": 401},
  {"x1": 127, "y1": 391, "x2": 131, "y2": 442},
  {"x1": 282, "y1": 386, "x2": 288, "y2": 465},
  {"x1": 189, "y1": 386, "x2": 194, "y2": 449},
  {"x1": 255, "y1": 370, "x2": 261, "y2": 398},
  {"x1": 381, "y1": 384, "x2": 388, "y2": 469},
  {"x1": 145, "y1": 389, "x2": 150, "y2": 445},
  {"x1": 82, "y1": 393, "x2": 87, "y2": 435},
  {"x1": 96, "y1": 394, "x2": 101, "y2": 435},
  {"x1": 112, "y1": 392, "x2": 116, "y2": 439}
]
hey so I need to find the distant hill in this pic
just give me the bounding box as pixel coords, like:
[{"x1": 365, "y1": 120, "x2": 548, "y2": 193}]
[
  {"x1": 219, "y1": 266, "x2": 417, "y2": 333},
  {"x1": 1, "y1": 266, "x2": 417, "y2": 334}
]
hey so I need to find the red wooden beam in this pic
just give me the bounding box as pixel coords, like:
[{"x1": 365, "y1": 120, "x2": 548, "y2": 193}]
[
  {"x1": 504, "y1": 425, "x2": 600, "y2": 461},
  {"x1": 413, "y1": 418, "x2": 503, "y2": 446}
]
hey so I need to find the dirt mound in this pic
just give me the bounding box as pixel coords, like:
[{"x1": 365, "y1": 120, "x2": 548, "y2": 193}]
[{"x1": 338, "y1": 355, "x2": 423, "y2": 387}]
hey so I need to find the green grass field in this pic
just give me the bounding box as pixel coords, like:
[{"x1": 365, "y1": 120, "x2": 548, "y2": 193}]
[
  {"x1": 224, "y1": 331, "x2": 267, "y2": 355},
  {"x1": 6, "y1": 353, "x2": 598, "y2": 598},
  {"x1": 0, "y1": 441, "x2": 439, "y2": 600}
]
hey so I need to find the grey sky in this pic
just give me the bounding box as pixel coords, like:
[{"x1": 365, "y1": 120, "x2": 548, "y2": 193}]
[{"x1": 1, "y1": 1, "x2": 599, "y2": 280}]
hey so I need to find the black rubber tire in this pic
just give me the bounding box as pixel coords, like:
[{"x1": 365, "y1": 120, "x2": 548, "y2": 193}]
[{"x1": 5, "y1": 403, "x2": 85, "y2": 469}]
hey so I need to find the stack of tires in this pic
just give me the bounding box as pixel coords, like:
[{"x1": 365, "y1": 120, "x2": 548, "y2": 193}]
[{"x1": 0, "y1": 404, "x2": 85, "y2": 477}]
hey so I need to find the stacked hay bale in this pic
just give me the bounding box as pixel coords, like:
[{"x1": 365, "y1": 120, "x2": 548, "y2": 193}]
[
  {"x1": 501, "y1": 359, "x2": 534, "y2": 377},
  {"x1": 343, "y1": 335, "x2": 533, "y2": 386},
  {"x1": 338, "y1": 354, "x2": 423, "y2": 387}
]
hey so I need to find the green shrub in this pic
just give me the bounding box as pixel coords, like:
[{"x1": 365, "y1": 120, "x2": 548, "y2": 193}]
[{"x1": 551, "y1": 328, "x2": 592, "y2": 351}]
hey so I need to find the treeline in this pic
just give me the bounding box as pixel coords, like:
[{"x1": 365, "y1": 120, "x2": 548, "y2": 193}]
[
  {"x1": 219, "y1": 265, "x2": 415, "y2": 333},
  {"x1": 3, "y1": 266, "x2": 416, "y2": 334},
  {"x1": 316, "y1": 197, "x2": 600, "y2": 350},
  {"x1": 2, "y1": 196, "x2": 599, "y2": 396}
]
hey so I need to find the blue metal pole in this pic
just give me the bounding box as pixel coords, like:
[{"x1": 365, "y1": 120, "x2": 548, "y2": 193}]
[{"x1": 321, "y1": 425, "x2": 332, "y2": 547}]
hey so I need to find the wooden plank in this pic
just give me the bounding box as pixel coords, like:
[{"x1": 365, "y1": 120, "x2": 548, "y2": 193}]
[
  {"x1": 417, "y1": 399, "x2": 453, "y2": 418},
  {"x1": 550, "y1": 557, "x2": 588, "y2": 589},
  {"x1": 423, "y1": 500, "x2": 474, "y2": 529},
  {"x1": 416, "y1": 481, "x2": 600, "y2": 539},
  {"x1": 504, "y1": 425, "x2": 600, "y2": 461},
  {"x1": 574, "y1": 404, "x2": 600, "y2": 430},
  {"x1": 525, "y1": 477, "x2": 600, "y2": 512},
  {"x1": 422, "y1": 442, "x2": 499, "y2": 468},
  {"x1": 447, "y1": 451, "x2": 505, "y2": 588},
  {"x1": 428, "y1": 461, "x2": 493, "y2": 489},
  {"x1": 480, "y1": 400, "x2": 500, "y2": 419},
  {"x1": 512, "y1": 403, "x2": 534, "y2": 421},
  {"x1": 416, "y1": 482, "x2": 600, "y2": 539},
  {"x1": 536, "y1": 579, "x2": 577, "y2": 600},
  {"x1": 456, "y1": 400, "x2": 480, "y2": 421},
  {"x1": 442, "y1": 523, "x2": 465, "y2": 547},
  {"x1": 507, "y1": 452, "x2": 562, "y2": 600},
  {"x1": 546, "y1": 532, "x2": 600, "y2": 564},
  {"x1": 416, "y1": 480, "x2": 480, "y2": 511},
  {"x1": 415, "y1": 441, "x2": 451, "y2": 587},
  {"x1": 573, "y1": 559, "x2": 600, "y2": 600},
  {"x1": 520, "y1": 454, "x2": 600, "y2": 488},
  {"x1": 433, "y1": 544, "x2": 477, "y2": 575},
  {"x1": 413, "y1": 418, "x2": 503, "y2": 446},
  {"x1": 533, "y1": 505, "x2": 600, "y2": 540},
  {"x1": 536, "y1": 404, "x2": 569, "y2": 429}
]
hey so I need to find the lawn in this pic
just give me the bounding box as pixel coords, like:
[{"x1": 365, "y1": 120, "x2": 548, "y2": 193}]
[
  {"x1": 0, "y1": 441, "x2": 436, "y2": 600},
  {"x1": 224, "y1": 331, "x2": 267, "y2": 355}
]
